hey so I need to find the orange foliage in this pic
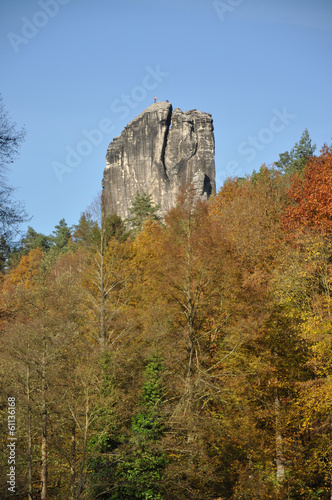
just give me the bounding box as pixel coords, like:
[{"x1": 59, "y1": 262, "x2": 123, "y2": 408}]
[
  {"x1": 282, "y1": 145, "x2": 332, "y2": 233},
  {"x1": 208, "y1": 177, "x2": 241, "y2": 217},
  {"x1": 209, "y1": 168, "x2": 286, "y2": 269},
  {"x1": 5, "y1": 248, "x2": 44, "y2": 288}
]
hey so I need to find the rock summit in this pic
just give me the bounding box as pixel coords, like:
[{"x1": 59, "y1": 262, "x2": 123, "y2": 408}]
[{"x1": 102, "y1": 102, "x2": 215, "y2": 219}]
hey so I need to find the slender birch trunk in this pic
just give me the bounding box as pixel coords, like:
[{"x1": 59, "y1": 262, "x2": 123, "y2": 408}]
[
  {"x1": 100, "y1": 249, "x2": 106, "y2": 349},
  {"x1": 275, "y1": 395, "x2": 285, "y2": 484},
  {"x1": 27, "y1": 364, "x2": 33, "y2": 500},
  {"x1": 71, "y1": 420, "x2": 76, "y2": 500},
  {"x1": 41, "y1": 338, "x2": 47, "y2": 500},
  {"x1": 76, "y1": 391, "x2": 90, "y2": 499}
]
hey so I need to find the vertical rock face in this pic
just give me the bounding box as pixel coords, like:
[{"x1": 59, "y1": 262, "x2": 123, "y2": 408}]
[{"x1": 102, "y1": 102, "x2": 215, "y2": 219}]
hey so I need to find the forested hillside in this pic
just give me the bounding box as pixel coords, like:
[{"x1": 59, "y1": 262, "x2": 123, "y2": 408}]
[{"x1": 1, "y1": 132, "x2": 332, "y2": 499}]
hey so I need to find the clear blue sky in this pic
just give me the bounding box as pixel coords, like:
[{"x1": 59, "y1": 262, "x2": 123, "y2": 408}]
[{"x1": 1, "y1": 0, "x2": 331, "y2": 236}]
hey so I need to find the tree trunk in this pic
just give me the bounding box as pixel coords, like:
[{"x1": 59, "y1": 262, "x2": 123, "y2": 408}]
[
  {"x1": 99, "y1": 226, "x2": 107, "y2": 350},
  {"x1": 275, "y1": 396, "x2": 285, "y2": 484},
  {"x1": 41, "y1": 339, "x2": 47, "y2": 500},
  {"x1": 184, "y1": 221, "x2": 195, "y2": 407},
  {"x1": 27, "y1": 364, "x2": 33, "y2": 500},
  {"x1": 100, "y1": 250, "x2": 106, "y2": 349},
  {"x1": 71, "y1": 420, "x2": 76, "y2": 500},
  {"x1": 76, "y1": 394, "x2": 89, "y2": 499}
]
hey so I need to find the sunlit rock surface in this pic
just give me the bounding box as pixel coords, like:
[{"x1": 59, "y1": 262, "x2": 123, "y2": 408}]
[{"x1": 102, "y1": 102, "x2": 215, "y2": 219}]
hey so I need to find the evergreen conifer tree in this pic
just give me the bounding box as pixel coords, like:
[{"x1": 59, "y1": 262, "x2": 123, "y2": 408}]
[
  {"x1": 126, "y1": 193, "x2": 160, "y2": 232},
  {"x1": 50, "y1": 218, "x2": 71, "y2": 249},
  {"x1": 275, "y1": 128, "x2": 316, "y2": 175}
]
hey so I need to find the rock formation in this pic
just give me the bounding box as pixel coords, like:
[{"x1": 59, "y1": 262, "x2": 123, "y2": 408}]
[{"x1": 102, "y1": 102, "x2": 215, "y2": 219}]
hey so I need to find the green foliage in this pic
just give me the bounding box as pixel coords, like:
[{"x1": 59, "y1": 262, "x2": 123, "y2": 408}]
[
  {"x1": 73, "y1": 212, "x2": 128, "y2": 249},
  {"x1": 141, "y1": 356, "x2": 165, "y2": 406},
  {"x1": 131, "y1": 410, "x2": 165, "y2": 441},
  {"x1": 275, "y1": 128, "x2": 316, "y2": 175},
  {"x1": 87, "y1": 356, "x2": 167, "y2": 500},
  {"x1": 114, "y1": 357, "x2": 167, "y2": 498},
  {"x1": 113, "y1": 450, "x2": 166, "y2": 500},
  {"x1": 72, "y1": 212, "x2": 99, "y2": 247},
  {"x1": 85, "y1": 352, "x2": 119, "y2": 498},
  {"x1": 21, "y1": 226, "x2": 50, "y2": 253},
  {"x1": 126, "y1": 192, "x2": 160, "y2": 232},
  {"x1": 50, "y1": 218, "x2": 71, "y2": 249},
  {"x1": 4, "y1": 220, "x2": 72, "y2": 270},
  {"x1": 103, "y1": 213, "x2": 129, "y2": 242},
  {"x1": 99, "y1": 350, "x2": 116, "y2": 398}
]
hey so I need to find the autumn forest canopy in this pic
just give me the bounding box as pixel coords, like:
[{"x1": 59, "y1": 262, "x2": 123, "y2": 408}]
[{"x1": 2, "y1": 96, "x2": 332, "y2": 499}]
